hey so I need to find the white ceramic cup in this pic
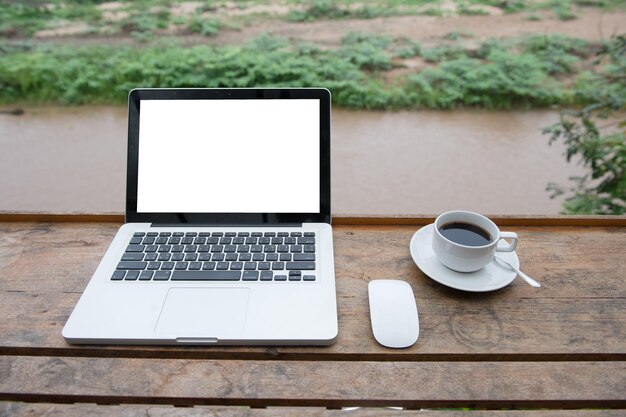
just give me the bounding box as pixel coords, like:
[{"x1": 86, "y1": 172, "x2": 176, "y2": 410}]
[{"x1": 432, "y1": 211, "x2": 518, "y2": 273}]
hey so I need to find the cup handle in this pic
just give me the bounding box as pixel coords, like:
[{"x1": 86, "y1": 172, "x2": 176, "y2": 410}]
[{"x1": 496, "y1": 232, "x2": 518, "y2": 252}]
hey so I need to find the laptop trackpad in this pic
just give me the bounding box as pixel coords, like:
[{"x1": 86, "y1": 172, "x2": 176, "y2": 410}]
[{"x1": 155, "y1": 288, "x2": 249, "y2": 339}]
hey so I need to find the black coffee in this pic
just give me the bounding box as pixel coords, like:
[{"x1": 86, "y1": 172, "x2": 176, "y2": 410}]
[{"x1": 439, "y1": 222, "x2": 492, "y2": 246}]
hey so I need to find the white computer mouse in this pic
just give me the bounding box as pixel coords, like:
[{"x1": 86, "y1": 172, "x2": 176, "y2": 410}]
[{"x1": 368, "y1": 280, "x2": 419, "y2": 348}]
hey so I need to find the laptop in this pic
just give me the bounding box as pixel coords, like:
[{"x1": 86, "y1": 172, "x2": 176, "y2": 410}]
[{"x1": 62, "y1": 88, "x2": 338, "y2": 345}]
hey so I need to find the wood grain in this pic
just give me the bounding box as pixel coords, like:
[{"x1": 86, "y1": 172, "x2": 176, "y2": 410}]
[
  {"x1": 0, "y1": 357, "x2": 624, "y2": 408},
  {"x1": 0, "y1": 222, "x2": 624, "y2": 359},
  {"x1": 1, "y1": 402, "x2": 624, "y2": 417},
  {"x1": 2, "y1": 212, "x2": 626, "y2": 227}
]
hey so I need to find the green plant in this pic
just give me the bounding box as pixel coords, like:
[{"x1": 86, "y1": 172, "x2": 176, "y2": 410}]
[
  {"x1": 286, "y1": 0, "x2": 350, "y2": 21},
  {"x1": 187, "y1": 16, "x2": 221, "y2": 36},
  {"x1": 522, "y1": 34, "x2": 589, "y2": 74},
  {"x1": 338, "y1": 32, "x2": 393, "y2": 71},
  {"x1": 408, "y1": 50, "x2": 566, "y2": 108},
  {"x1": 544, "y1": 36, "x2": 626, "y2": 214}
]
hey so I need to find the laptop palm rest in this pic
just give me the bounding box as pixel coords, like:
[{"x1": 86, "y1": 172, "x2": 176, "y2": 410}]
[{"x1": 155, "y1": 288, "x2": 250, "y2": 340}]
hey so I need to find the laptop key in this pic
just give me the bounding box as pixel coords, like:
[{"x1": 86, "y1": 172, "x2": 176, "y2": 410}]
[
  {"x1": 159, "y1": 232, "x2": 172, "y2": 237},
  {"x1": 146, "y1": 232, "x2": 158, "y2": 237},
  {"x1": 147, "y1": 262, "x2": 161, "y2": 270},
  {"x1": 171, "y1": 253, "x2": 184, "y2": 261},
  {"x1": 264, "y1": 232, "x2": 276, "y2": 237},
  {"x1": 216, "y1": 262, "x2": 229, "y2": 270},
  {"x1": 198, "y1": 253, "x2": 211, "y2": 261},
  {"x1": 274, "y1": 274, "x2": 287, "y2": 281},
  {"x1": 239, "y1": 253, "x2": 252, "y2": 261},
  {"x1": 125, "y1": 270, "x2": 140, "y2": 280},
  {"x1": 184, "y1": 245, "x2": 197, "y2": 253},
  {"x1": 189, "y1": 262, "x2": 202, "y2": 270},
  {"x1": 172, "y1": 271, "x2": 241, "y2": 281},
  {"x1": 304, "y1": 232, "x2": 315, "y2": 237},
  {"x1": 280, "y1": 253, "x2": 292, "y2": 261},
  {"x1": 303, "y1": 275, "x2": 316, "y2": 281},
  {"x1": 244, "y1": 262, "x2": 257, "y2": 270},
  {"x1": 251, "y1": 232, "x2": 262, "y2": 237},
  {"x1": 285, "y1": 237, "x2": 297, "y2": 244},
  {"x1": 225, "y1": 232, "x2": 236, "y2": 237},
  {"x1": 117, "y1": 261, "x2": 147, "y2": 270},
  {"x1": 220, "y1": 237, "x2": 232, "y2": 244},
  {"x1": 212, "y1": 232, "x2": 224, "y2": 237},
  {"x1": 185, "y1": 232, "x2": 197, "y2": 237},
  {"x1": 271, "y1": 237, "x2": 283, "y2": 244},
  {"x1": 202, "y1": 261, "x2": 216, "y2": 270},
  {"x1": 139, "y1": 270, "x2": 154, "y2": 281},
  {"x1": 266, "y1": 253, "x2": 279, "y2": 261},
  {"x1": 246, "y1": 237, "x2": 258, "y2": 244},
  {"x1": 242, "y1": 271, "x2": 259, "y2": 281},
  {"x1": 264, "y1": 245, "x2": 276, "y2": 253},
  {"x1": 294, "y1": 253, "x2": 315, "y2": 261},
  {"x1": 291, "y1": 245, "x2": 302, "y2": 253},
  {"x1": 258, "y1": 262, "x2": 271, "y2": 270},
  {"x1": 199, "y1": 232, "x2": 211, "y2": 237},
  {"x1": 212, "y1": 253, "x2": 225, "y2": 261},
  {"x1": 277, "y1": 232, "x2": 289, "y2": 237},
  {"x1": 154, "y1": 271, "x2": 171, "y2": 281},
  {"x1": 277, "y1": 245, "x2": 289, "y2": 253},
  {"x1": 172, "y1": 232, "x2": 184, "y2": 237},
  {"x1": 272, "y1": 262, "x2": 285, "y2": 270},
  {"x1": 171, "y1": 245, "x2": 183, "y2": 253},
  {"x1": 185, "y1": 253, "x2": 198, "y2": 261},
  {"x1": 111, "y1": 270, "x2": 126, "y2": 280},
  {"x1": 175, "y1": 262, "x2": 188, "y2": 270},
  {"x1": 211, "y1": 245, "x2": 224, "y2": 253},
  {"x1": 250, "y1": 245, "x2": 262, "y2": 253},
  {"x1": 259, "y1": 237, "x2": 271, "y2": 244},
  {"x1": 145, "y1": 245, "x2": 158, "y2": 253},
  {"x1": 158, "y1": 245, "x2": 171, "y2": 253},
  {"x1": 230, "y1": 261, "x2": 243, "y2": 270},
  {"x1": 181, "y1": 237, "x2": 193, "y2": 244},
  {"x1": 286, "y1": 262, "x2": 315, "y2": 270},
  {"x1": 260, "y1": 271, "x2": 273, "y2": 281},
  {"x1": 158, "y1": 253, "x2": 171, "y2": 261},
  {"x1": 304, "y1": 245, "x2": 316, "y2": 253},
  {"x1": 161, "y1": 261, "x2": 175, "y2": 270},
  {"x1": 197, "y1": 245, "x2": 210, "y2": 253},
  {"x1": 252, "y1": 253, "x2": 264, "y2": 261},
  {"x1": 237, "y1": 232, "x2": 250, "y2": 237},
  {"x1": 225, "y1": 253, "x2": 238, "y2": 261},
  {"x1": 126, "y1": 245, "x2": 145, "y2": 252},
  {"x1": 145, "y1": 253, "x2": 158, "y2": 261},
  {"x1": 297, "y1": 237, "x2": 315, "y2": 245},
  {"x1": 122, "y1": 252, "x2": 144, "y2": 261},
  {"x1": 290, "y1": 232, "x2": 302, "y2": 237},
  {"x1": 233, "y1": 237, "x2": 245, "y2": 244},
  {"x1": 155, "y1": 237, "x2": 168, "y2": 244},
  {"x1": 133, "y1": 232, "x2": 146, "y2": 237},
  {"x1": 143, "y1": 237, "x2": 156, "y2": 244},
  {"x1": 130, "y1": 237, "x2": 143, "y2": 244},
  {"x1": 224, "y1": 245, "x2": 236, "y2": 253}
]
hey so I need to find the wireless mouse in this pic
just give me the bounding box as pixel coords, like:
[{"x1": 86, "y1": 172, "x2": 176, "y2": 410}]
[{"x1": 368, "y1": 280, "x2": 419, "y2": 348}]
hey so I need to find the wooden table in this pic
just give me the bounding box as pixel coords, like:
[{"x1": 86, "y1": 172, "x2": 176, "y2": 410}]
[{"x1": 1, "y1": 215, "x2": 625, "y2": 416}]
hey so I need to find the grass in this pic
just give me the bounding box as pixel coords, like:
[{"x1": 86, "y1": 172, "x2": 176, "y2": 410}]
[{"x1": 0, "y1": 33, "x2": 617, "y2": 110}]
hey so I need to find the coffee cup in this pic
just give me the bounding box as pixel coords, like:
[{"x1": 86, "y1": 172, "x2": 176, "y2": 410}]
[{"x1": 432, "y1": 211, "x2": 518, "y2": 273}]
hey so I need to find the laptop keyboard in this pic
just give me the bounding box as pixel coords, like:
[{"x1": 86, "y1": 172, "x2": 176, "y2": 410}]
[{"x1": 111, "y1": 231, "x2": 316, "y2": 282}]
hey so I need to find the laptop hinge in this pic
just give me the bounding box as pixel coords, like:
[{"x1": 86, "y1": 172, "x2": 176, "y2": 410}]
[{"x1": 151, "y1": 223, "x2": 303, "y2": 228}]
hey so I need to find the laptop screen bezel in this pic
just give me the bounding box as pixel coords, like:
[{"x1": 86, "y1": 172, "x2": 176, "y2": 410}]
[{"x1": 125, "y1": 88, "x2": 331, "y2": 224}]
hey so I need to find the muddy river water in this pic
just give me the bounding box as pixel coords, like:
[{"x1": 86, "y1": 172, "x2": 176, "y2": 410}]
[{"x1": 0, "y1": 106, "x2": 583, "y2": 215}]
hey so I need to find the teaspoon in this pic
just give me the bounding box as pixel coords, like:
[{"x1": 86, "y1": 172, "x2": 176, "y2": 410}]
[{"x1": 494, "y1": 256, "x2": 541, "y2": 288}]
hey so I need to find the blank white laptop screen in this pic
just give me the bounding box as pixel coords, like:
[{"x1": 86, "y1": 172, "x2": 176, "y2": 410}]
[{"x1": 137, "y1": 99, "x2": 320, "y2": 213}]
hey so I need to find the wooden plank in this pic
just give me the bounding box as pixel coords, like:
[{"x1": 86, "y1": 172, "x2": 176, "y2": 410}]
[
  {"x1": 0, "y1": 357, "x2": 624, "y2": 408},
  {"x1": 332, "y1": 215, "x2": 626, "y2": 227},
  {"x1": 0, "y1": 222, "x2": 624, "y2": 359},
  {"x1": 1, "y1": 402, "x2": 624, "y2": 417},
  {"x1": 1, "y1": 212, "x2": 626, "y2": 227}
]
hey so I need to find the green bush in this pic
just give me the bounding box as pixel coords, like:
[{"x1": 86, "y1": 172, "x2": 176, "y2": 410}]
[{"x1": 407, "y1": 50, "x2": 567, "y2": 108}]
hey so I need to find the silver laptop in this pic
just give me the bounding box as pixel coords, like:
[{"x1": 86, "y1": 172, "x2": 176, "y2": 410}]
[{"x1": 63, "y1": 88, "x2": 338, "y2": 345}]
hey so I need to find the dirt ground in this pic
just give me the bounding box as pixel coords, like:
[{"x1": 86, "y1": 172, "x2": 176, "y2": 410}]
[{"x1": 31, "y1": 6, "x2": 626, "y2": 48}]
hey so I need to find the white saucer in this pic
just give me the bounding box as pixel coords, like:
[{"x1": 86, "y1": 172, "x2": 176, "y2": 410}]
[{"x1": 410, "y1": 224, "x2": 519, "y2": 292}]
